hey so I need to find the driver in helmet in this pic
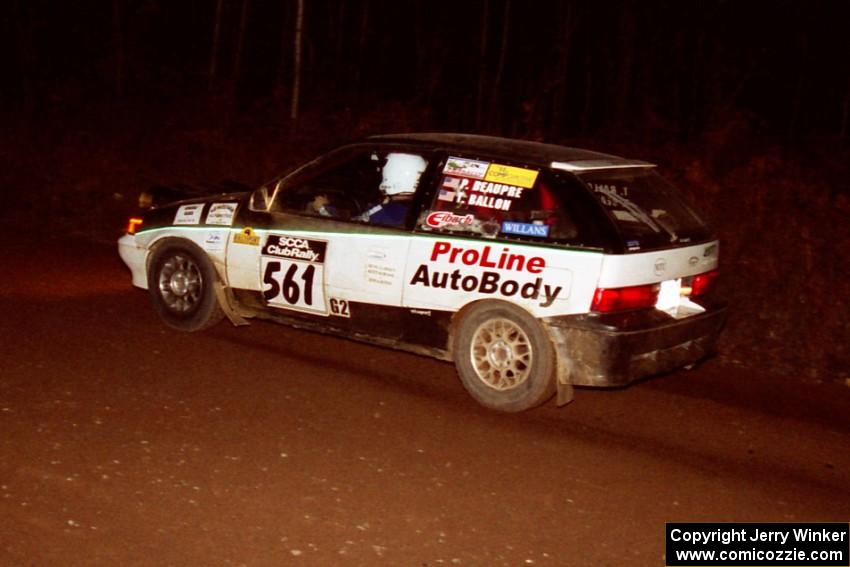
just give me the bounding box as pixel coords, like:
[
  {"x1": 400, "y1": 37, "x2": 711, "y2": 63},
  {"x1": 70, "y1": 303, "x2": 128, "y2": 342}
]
[{"x1": 357, "y1": 153, "x2": 427, "y2": 227}]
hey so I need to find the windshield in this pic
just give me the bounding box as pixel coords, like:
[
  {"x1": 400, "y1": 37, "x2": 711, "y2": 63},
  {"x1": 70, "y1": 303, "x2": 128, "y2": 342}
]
[{"x1": 577, "y1": 168, "x2": 710, "y2": 250}]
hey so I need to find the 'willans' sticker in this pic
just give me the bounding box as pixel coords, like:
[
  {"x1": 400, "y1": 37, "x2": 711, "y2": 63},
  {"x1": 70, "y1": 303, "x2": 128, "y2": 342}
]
[{"x1": 501, "y1": 221, "x2": 549, "y2": 238}]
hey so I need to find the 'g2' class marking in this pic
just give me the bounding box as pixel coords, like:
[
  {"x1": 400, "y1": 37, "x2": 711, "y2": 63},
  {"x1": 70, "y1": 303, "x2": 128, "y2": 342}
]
[{"x1": 329, "y1": 298, "x2": 350, "y2": 317}]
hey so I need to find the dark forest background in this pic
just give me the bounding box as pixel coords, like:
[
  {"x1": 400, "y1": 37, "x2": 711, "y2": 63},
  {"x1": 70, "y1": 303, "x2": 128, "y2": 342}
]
[
  {"x1": 5, "y1": 1, "x2": 850, "y2": 140},
  {"x1": 1, "y1": 0, "x2": 849, "y2": 382}
]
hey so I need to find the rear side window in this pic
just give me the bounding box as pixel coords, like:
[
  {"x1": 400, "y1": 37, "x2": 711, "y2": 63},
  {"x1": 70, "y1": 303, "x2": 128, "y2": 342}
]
[
  {"x1": 269, "y1": 147, "x2": 430, "y2": 229},
  {"x1": 418, "y1": 155, "x2": 598, "y2": 247},
  {"x1": 578, "y1": 168, "x2": 711, "y2": 249}
]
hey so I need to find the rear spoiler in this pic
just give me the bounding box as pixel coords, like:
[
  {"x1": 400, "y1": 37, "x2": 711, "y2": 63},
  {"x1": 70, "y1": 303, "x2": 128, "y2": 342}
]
[
  {"x1": 138, "y1": 180, "x2": 253, "y2": 209},
  {"x1": 551, "y1": 159, "x2": 655, "y2": 172}
]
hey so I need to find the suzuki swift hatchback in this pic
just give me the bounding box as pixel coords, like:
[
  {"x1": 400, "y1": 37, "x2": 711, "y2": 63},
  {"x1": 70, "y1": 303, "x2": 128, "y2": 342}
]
[{"x1": 119, "y1": 133, "x2": 726, "y2": 412}]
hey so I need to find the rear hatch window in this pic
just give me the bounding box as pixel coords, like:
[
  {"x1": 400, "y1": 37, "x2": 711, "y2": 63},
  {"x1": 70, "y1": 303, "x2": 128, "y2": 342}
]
[
  {"x1": 418, "y1": 155, "x2": 613, "y2": 250},
  {"x1": 577, "y1": 168, "x2": 712, "y2": 250}
]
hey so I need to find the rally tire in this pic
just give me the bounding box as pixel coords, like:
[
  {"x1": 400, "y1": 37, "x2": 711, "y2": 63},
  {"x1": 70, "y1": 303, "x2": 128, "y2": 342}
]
[
  {"x1": 147, "y1": 240, "x2": 225, "y2": 332},
  {"x1": 452, "y1": 301, "x2": 556, "y2": 412}
]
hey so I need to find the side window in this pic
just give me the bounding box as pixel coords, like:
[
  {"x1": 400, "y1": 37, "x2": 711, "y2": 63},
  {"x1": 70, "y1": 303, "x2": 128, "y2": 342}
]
[
  {"x1": 271, "y1": 150, "x2": 429, "y2": 229},
  {"x1": 271, "y1": 150, "x2": 381, "y2": 221},
  {"x1": 417, "y1": 155, "x2": 580, "y2": 243}
]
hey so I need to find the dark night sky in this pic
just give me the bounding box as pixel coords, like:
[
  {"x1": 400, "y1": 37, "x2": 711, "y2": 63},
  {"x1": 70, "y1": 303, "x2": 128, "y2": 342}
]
[{"x1": 3, "y1": 0, "x2": 850, "y2": 142}]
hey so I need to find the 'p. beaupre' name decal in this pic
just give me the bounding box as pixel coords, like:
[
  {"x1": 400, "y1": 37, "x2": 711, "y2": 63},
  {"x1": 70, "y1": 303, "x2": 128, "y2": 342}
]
[{"x1": 409, "y1": 241, "x2": 563, "y2": 308}]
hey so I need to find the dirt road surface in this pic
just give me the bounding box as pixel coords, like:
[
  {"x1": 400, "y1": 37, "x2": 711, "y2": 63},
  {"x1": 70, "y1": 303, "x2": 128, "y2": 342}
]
[{"x1": 1, "y1": 230, "x2": 848, "y2": 566}]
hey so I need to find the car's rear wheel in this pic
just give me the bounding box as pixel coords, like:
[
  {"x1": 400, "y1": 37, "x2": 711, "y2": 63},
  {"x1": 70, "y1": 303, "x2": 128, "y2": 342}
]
[
  {"x1": 452, "y1": 301, "x2": 556, "y2": 412},
  {"x1": 147, "y1": 240, "x2": 225, "y2": 332}
]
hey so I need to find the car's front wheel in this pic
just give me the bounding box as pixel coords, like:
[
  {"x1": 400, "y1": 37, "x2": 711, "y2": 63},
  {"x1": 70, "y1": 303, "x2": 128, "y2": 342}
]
[
  {"x1": 147, "y1": 240, "x2": 225, "y2": 332},
  {"x1": 452, "y1": 301, "x2": 556, "y2": 412}
]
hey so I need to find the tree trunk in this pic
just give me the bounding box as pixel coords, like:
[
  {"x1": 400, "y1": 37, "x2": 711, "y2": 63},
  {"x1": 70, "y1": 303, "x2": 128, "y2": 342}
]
[
  {"x1": 841, "y1": 74, "x2": 850, "y2": 141},
  {"x1": 489, "y1": 0, "x2": 511, "y2": 134},
  {"x1": 13, "y1": 0, "x2": 35, "y2": 115},
  {"x1": 475, "y1": 0, "x2": 490, "y2": 131},
  {"x1": 354, "y1": 0, "x2": 370, "y2": 89},
  {"x1": 414, "y1": 0, "x2": 427, "y2": 102},
  {"x1": 613, "y1": 0, "x2": 635, "y2": 129},
  {"x1": 548, "y1": 2, "x2": 574, "y2": 140},
  {"x1": 112, "y1": 0, "x2": 125, "y2": 97},
  {"x1": 233, "y1": 0, "x2": 250, "y2": 83},
  {"x1": 290, "y1": 0, "x2": 305, "y2": 131},
  {"x1": 788, "y1": 7, "x2": 811, "y2": 144},
  {"x1": 672, "y1": 28, "x2": 684, "y2": 139},
  {"x1": 332, "y1": 0, "x2": 347, "y2": 80},
  {"x1": 209, "y1": 0, "x2": 224, "y2": 91},
  {"x1": 580, "y1": 4, "x2": 593, "y2": 134}
]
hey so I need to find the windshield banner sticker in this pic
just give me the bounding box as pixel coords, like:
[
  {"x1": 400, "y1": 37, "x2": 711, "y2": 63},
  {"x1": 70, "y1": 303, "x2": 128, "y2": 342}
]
[
  {"x1": 174, "y1": 204, "x2": 204, "y2": 225},
  {"x1": 444, "y1": 156, "x2": 490, "y2": 179},
  {"x1": 484, "y1": 164, "x2": 538, "y2": 188},
  {"x1": 206, "y1": 203, "x2": 238, "y2": 226},
  {"x1": 261, "y1": 234, "x2": 328, "y2": 315}
]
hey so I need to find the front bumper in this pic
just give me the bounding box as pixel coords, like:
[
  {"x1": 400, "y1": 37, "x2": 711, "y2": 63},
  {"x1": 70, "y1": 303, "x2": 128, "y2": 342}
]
[
  {"x1": 118, "y1": 234, "x2": 148, "y2": 289},
  {"x1": 546, "y1": 302, "x2": 727, "y2": 387}
]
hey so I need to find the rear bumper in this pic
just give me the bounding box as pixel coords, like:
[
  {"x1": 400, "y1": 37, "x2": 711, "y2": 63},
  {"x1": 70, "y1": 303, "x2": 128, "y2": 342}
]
[{"x1": 546, "y1": 302, "x2": 727, "y2": 387}]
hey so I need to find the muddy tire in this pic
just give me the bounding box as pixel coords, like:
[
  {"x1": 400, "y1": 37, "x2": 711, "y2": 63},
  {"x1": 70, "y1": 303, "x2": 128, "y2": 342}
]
[
  {"x1": 147, "y1": 240, "x2": 225, "y2": 332},
  {"x1": 452, "y1": 301, "x2": 556, "y2": 412}
]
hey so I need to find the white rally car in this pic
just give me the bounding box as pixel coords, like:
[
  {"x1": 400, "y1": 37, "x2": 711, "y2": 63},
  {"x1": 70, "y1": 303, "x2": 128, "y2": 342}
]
[{"x1": 119, "y1": 133, "x2": 726, "y2": 412}]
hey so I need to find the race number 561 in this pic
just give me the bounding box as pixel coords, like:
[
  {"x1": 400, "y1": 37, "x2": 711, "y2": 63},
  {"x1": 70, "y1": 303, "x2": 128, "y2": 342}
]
[{"x1": 261, "y1": 259, "x2": 327, "y2": 315}]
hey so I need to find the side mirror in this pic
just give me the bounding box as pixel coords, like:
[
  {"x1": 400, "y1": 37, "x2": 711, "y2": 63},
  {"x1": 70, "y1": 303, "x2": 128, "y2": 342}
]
[{"x1": 249, "y1": 187, "x2": 270, "y2": 211}]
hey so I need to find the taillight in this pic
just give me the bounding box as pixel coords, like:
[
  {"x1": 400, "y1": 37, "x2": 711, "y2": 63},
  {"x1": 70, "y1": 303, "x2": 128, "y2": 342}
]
[
  {"x1": 686, "y1": 270, "x2": 718, "y2": 297},
  {"x1": 590, "y1": 283, "x2": 661, "y2": 313},
  {"x1": 126, "y1": 217, "x2": 143, "y2": 234}
]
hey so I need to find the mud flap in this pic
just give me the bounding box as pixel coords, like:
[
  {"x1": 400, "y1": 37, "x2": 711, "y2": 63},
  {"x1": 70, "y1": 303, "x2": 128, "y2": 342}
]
[
  {"x1": 546, "y1": 326, "x2": 575, "y2": 406},
  {"x1": 553, "y1": 346, "x2": 574, "y2": 407},
  {"x1": 556, "y1": 374, "x2": 574, "y2": 406},
  {"x1": 213, "y1": 282, "x2": 251, "y2": 327}
]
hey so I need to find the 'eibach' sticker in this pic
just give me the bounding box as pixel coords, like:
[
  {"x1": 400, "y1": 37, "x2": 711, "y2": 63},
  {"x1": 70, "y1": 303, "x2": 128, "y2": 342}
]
[{"x1": 425, "y1": 211, "x2": 475, "y2": 228}]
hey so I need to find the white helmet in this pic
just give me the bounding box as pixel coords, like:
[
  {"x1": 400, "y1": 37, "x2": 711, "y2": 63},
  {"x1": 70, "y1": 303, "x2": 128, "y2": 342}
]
[{"x1": 380, "y1": 153, "x2": 427, "y2": 196}]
